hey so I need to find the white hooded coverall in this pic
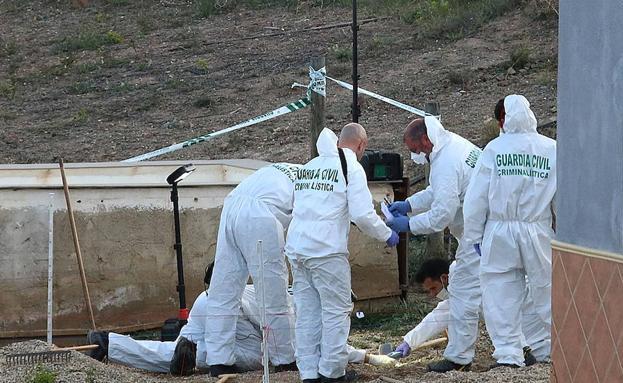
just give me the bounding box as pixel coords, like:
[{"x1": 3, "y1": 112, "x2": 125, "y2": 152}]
[
  {"x1": 204, "y1": 163, "x2": 299, "y2": 367},
  {"x1": 108, "y1": 286, "x2": 369, "y2": 372},
  {"x1": 108, "y1": 286, "x2": 263, "y2": 372},
  {"x1": 402, "y1": 263, "x2": 550, "y2": 361},
  {"x1": 285, "y1": 128, "x2": 392, "y2": 380},
  {"x1": 463, "y1": 95, "x2": 556, "y2": 366},
  {"x1": 405, "y1": 116, "x2": 482, "y2": 365}
]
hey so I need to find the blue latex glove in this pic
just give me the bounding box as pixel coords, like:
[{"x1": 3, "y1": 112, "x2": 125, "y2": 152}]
[
  {"x1": 388, "y1": 201, "x2": 411, "y2": 217},
  {"x1": 474, "y1": 243, "x2": 481, "y2": 256},
  {"x1": 393, "y1": 342, "x2": 411, "y2": 359},
  {"x1": 388, "y1": 215, "x2": 410, "y2": 234},
  {"x1": 386, "y1": 231, "x2": 400, "y2": 247}
]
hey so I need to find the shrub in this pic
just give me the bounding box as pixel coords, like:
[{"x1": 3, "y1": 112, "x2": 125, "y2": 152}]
[
  {"x1": 68, "y1": 81, "x2": 96, "y2": 95},
  {"x1": 56, "y1": 30, "x2": 124, "y2": 53},
  {"x1": 509, "y1": 46, "x2": 531, "y2": 69},
  {"x1": 329, "y1": 44, "x2": 352, "y2": 62},
  {"x1": 0, "y1": 79, "x2": 16, "y2": 100},
  {"x1": 0, "y1": 39, "x2": 18, "y2": 57},
  {"x1": 30, "y1": 366, "x2": 57, "y2": 383}
]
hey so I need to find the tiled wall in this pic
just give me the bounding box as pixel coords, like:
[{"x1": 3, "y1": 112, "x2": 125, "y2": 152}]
[{"x1": 552, "y1": 249, "x2": 623, "y2": 382}]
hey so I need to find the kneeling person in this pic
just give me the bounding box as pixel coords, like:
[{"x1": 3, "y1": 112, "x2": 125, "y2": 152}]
[{"x1": 391, "y1": 259, "x2": 549, "y2": 364}]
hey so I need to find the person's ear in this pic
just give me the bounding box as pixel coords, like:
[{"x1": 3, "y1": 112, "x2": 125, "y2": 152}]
[
  {"x1": 440, "y1": 273, "x2": 449, "y2": 286},
  {"x1": 358, "y1": 140, "x2": 366, "y2": 155}
]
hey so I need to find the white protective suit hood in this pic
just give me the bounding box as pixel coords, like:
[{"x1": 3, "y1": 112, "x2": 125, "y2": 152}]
[
  {"x1": 424, "y1": 116, "x2": 451, "y2": 158},
  {"x1": 316, "y1": 128, "x2": 339, "y2": 156},
  {"x1": 502, "y1": 95, "x2": 538, "y2": 134}
]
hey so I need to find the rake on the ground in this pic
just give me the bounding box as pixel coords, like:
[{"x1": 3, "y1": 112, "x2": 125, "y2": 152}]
[
  {"x1": 5, "y1": 350, "x2": 71, "y2": 366},
  {"x1": 4, "y1": 344, "x2": 98, "y2": 367}
]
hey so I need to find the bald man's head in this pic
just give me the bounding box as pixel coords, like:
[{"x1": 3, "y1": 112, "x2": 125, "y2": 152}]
[
  {"x1": 404, "y1": 118, "x2": 433, "y2": 156},
  {"x1": 338, "y1": 123, "x2": 368, "y2": 160}
]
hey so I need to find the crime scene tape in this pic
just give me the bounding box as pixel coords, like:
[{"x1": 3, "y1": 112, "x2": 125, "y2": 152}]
[
  {"x1": 122, "y1": 97, "x2": 311, "y2": 163},
  {"x1": 325, "y1": 76, "x2": 435, "y2": 118}
]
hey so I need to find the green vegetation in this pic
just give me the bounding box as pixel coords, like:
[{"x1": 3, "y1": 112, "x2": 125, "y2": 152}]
[
  {"x1": 329, "y1": 44, "x2": 352, "y2": 62},
  {"x1": 447, "y1": 68, "x2": 474, "y2": 88},
  {"x1": 30, "y1": 366, "x2": 57, "y2": 383},
  {"x1": 165, "y1": 78, "x2": 189, "y2": 91},
  {"x1": 136, "y1": 93, "x2": 160, "y2": 112},
  {"x1": 137, "y1": 15, "x2": 156, "y2": 35},
  {"x1": 482, "y1": 118, "x2": 501, "y2": 145},
  {"x1": 102, "y1": 56, "x2": 130, "y2": 69},
  {"x1": 408, "y1": 235, "x2": 428, "y2": 283},
  {"x1": 509, "y1": 45, "x2": 531, "y2": 69},
  {"x1": 68, "y1": 81, "x2": 97, "y2": 95},
  {"x1": 193, "y1": 0, "x2": 519, "y2": 39},
  {"x1": 195, "y1": 0, "x2": 218, "y2": 17},
  {"x1": 105, "y1": 31, "x2": 124, "y2": 44},
  {"x1": 194, "y1": 96, "x2": 212, "y2": 108},
  {"x1": 76, "y1": 62, "x2": 100, "y2": 74},
  {"x1": 195, "y1": 59, "x2": 210, "y2": 74},
  {"x1": 55, "y1": 30, "x2": 124, "y2": 53},
  {"x1": 72, "y1": 108, "x2": 90, "y2": 125},
  {"x1": 405, "y1": 0, "x2": 520, "y2": 39},
  {"x1": 0, "y1": 39, "x2": 18, "y2": 57},
  {"x1": 0, "y1": 111, "x2": 17, "y2": 121},
  {"x1": 367, "y1": 34, "x2": 393, "y2": 55},
  {"x1": 112, "y1": 81, "x2": 133, "y2": 93},
  {"x1": 351, "y1": 296, "x2": 435, "y2": 337},
  {"x1": 108, "y1": 0, "x2": 130, "y2": 5},
  {"x1": 0, "y1": 79, "x2": 17, "y2": 100},
  {"x1": 85, "y1": 367, "x2": 96, "y2": 383},
  {"x1": 135, "y1": 60, "x2": 152, "y2": 71}
]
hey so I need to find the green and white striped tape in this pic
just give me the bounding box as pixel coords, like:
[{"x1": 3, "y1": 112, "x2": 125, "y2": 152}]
[{"x1": 122, "y1": 97, "x2": 311, "y2": 163}]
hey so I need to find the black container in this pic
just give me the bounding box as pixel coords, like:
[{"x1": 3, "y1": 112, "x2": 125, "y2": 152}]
[
  {"x1": 160, "y1": 318, "x2": 186, "y2": 341},
  {"x1": 359, "y1": 150, "x2": 403, "y2": 181}
]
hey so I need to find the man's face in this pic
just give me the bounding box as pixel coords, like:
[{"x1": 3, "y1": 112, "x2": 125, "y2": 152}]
[
  {"x1": 405, "y1": 134, "x2": 433, "y2": 156},
  {"x1": 421, "y1": 274, "x2": 449, "y2": 298}
]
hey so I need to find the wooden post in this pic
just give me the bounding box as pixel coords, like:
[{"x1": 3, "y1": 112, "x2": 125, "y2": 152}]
[
  {"x1": 59, "y1": 159, "x2": 97, "y2": 330},
  {"x1": 310, "y1": 56, "x2": 325, "y2": 159},
  {"x1": 424, "y1": 102, "x2": 446, "y2": 259}
]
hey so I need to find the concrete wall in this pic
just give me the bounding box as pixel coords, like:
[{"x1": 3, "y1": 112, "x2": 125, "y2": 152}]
[
  {"x1": 557, "y1": 0, "x2": 623, "y2": 254},
  {"x1": 0, "y1": 160, "x2": 399, "y2": 338},
  {"x1": 552, "y1": 2, "x2": 623, "y2": 382}
]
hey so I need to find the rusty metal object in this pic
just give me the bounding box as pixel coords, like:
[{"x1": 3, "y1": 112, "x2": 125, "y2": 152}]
[{"x1": 392, "y1": 177, "x2": 410, "y2": 300}]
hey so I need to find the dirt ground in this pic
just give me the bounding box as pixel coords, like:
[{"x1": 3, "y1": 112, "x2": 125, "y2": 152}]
[
  {"x1": 0, "y1": 0, "x2": 557, "y2": 170},
  {"x1": 0, "y1": 338, "x2": 549, "y2": 383}
]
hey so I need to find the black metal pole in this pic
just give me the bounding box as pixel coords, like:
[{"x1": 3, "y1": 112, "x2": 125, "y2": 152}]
[
  {"x1": 352, "y1": 0, "x2": 359, "y2": 123},
  {"x1": 171, "y1": 182, "x2": 187, "y2": 319}
]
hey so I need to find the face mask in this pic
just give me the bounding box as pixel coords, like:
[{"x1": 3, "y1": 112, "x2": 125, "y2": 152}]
[
  {"x1": 436, "y1": 280, "x2": 449, "y2": 300},
  {"x1": 410, "y1": 152, "x2": 428, "y2": 165}
]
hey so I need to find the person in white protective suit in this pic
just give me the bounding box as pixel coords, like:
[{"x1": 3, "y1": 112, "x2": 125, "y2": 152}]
[
  {"x1": 386, "y1": 117, "x2": 483, "y2": 372},
  {"x1": 390, "y1": 258, "x2": 550, "y2": 363},
  {"x1": 86, "y1": 285, "x2": 394, "y2": 375},
  {"x1": 203, "y1": 162, "x2": 301, "y2": 377},
  {"x1": 285, "y1": 124, "x2": 399, "y2": 383},
  {"x1": 463, "y1": 94, "x2": 556, "y2": 368}
]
